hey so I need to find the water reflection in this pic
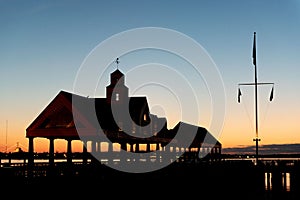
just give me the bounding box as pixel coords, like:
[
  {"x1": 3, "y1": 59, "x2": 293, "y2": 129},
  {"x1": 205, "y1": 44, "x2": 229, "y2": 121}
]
[
  {"x1": 265, "y1": 172, "x2": 290, "y2": 192},
  {"x1": 265, "y1": 172, "x2": 272, "y2": 191},
  {"x1": 283, "y1": 172, "x2": 290, "y2": 192}
]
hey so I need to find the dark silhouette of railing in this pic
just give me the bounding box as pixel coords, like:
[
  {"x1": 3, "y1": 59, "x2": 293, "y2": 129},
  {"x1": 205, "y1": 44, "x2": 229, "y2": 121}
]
[{"x1": 1, "y1": 152, "x2": 300, "y2": 199}]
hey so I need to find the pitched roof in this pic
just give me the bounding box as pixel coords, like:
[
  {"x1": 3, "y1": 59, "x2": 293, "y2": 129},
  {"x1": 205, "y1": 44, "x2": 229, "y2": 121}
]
[
  {"x1": 26, "y1": 90, "x2": 221, "y2": 148},
  {"x1": 26, "y1": 90, "x2": 151, "y2": 138},
  {"x1": 167, "y1": 121, "x2": 221, "y2": 148}
]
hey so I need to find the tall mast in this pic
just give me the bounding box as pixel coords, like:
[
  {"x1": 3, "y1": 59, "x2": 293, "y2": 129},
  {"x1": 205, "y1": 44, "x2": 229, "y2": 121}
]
[
  {"x1": 253, "y1": 32, "x2": 260, "y2": 164},
  {"x1": 238, "y1": 32, "x2": 274, "y2": 165}
]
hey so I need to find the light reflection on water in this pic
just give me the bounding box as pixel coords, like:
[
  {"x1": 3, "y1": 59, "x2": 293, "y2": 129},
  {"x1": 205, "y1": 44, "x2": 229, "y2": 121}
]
[
  {"x1": 0, "y1": 158, "x2": 294, "y2": 193},
  {"x1": 265, "y1": 172, "x2": 290, "y2": 192},
  {"x1": 265, "y1": 172, "x2": 272, "y2": 191},
  {"x1": 283, "y1": 172, "x2": 290, "y2": 192}
]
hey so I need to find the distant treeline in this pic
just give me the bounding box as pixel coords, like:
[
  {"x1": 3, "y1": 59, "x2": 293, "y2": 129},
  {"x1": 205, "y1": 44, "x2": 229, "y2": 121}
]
[{"x1": 222, "y1": 143, "x2": 300, "y2": 154}]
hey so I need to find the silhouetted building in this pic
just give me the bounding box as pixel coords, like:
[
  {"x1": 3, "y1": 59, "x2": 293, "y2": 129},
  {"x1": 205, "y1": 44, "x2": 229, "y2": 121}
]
[{"x1": 26, "y1": 68, "x2": 221, "y2": 166}]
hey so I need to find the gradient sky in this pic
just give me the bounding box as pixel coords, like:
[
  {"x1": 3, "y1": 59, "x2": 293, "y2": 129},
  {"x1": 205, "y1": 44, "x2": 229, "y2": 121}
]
[{"x1": 1, "y1": 0, "x2": 300, "y2": 153}]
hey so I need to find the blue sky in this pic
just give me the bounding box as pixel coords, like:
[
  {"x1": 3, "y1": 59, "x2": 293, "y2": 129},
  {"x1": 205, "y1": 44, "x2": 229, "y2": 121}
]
[{"x1": 1, "y1": 0, "x2": 300, "y2": 152}]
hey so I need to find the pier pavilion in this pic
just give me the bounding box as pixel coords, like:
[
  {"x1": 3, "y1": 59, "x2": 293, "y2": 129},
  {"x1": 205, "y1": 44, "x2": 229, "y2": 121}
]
[{"x1": 26, "y1": 68, "x2": 221, "y2": 168}]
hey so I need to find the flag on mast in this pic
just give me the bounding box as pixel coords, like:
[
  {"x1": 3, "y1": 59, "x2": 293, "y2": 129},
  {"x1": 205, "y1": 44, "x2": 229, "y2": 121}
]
[
  {"x1": 238, "y1": 88, "x2": 242, "y2": 103},
  {"x1": 252, "y1": 32, "x2": 256, "y2": 66},
  {"x1": 270, "y1": 86, "x2": 274, "y2": 101}
]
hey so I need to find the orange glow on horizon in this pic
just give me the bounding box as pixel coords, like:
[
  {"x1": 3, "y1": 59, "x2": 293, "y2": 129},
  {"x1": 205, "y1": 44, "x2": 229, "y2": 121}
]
[{"x1": 2, "y1": 98, "x2": 300, "y2": 154}]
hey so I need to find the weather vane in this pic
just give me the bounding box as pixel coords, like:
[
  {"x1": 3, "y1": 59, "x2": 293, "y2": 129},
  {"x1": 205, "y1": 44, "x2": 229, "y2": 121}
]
[{"x1": 115, "y1": 58, "x2": 120, "y2": 69}]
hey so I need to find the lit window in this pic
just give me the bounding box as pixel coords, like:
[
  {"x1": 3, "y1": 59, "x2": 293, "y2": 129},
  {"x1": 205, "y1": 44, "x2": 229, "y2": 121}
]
[{"x1": 116, "y1": 93, "x2": 119, "y2": 101}]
